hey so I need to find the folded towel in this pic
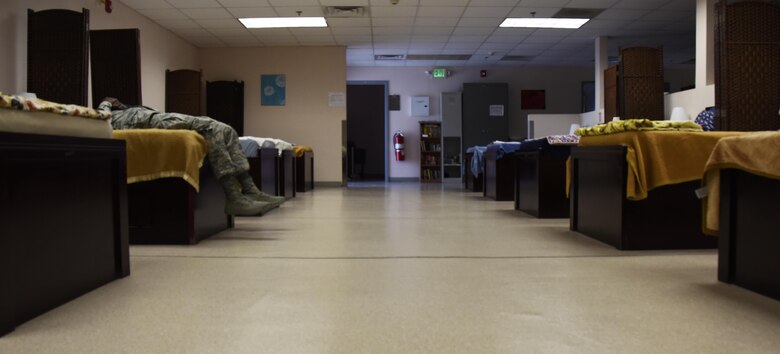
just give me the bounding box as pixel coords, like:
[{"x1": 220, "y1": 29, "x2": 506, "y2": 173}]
[{"x1": 575, "y1": 119, "x2": 702, "y2": 136}]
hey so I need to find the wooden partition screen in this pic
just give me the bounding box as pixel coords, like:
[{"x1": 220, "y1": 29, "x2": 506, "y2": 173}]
[
  {"x1": 90, "y1": 29, "x2": 141, "y2": 108},
  {"x1": 27, "y1": 9, "x2": 89, "y2": 106},
  {"x1": 715, "y1": 1, "x2": 780, "y2": 131},
  {"x1": 166, "y1": 69, "x2": 201, "y2": 116},
  {"x1": 603, "y1": 65, "x2": 618, "y2": 121},
  {"x1": 618, "y1": 47, "x2": 664, "y2": 120},
  {"x1": 206, "y1": 81, "x2": 244, "y2": 136}
]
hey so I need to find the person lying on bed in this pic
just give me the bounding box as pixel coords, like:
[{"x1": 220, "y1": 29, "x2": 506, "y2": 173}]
[{"x1": 98, "y1": 97, "x2": 285, "y2": 216}]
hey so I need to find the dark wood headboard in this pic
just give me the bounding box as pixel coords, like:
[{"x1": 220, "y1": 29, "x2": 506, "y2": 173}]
[
  {"x1": 27, "y1": 8, "x2": 89, "y2": 106},
  {"x1": 166, "y1": 69, "x2": 202, "y2": 116},
  {"x1": 206, "y1": 81, "x2": 245, "y2": 136},
  {"x1": 90, "y1": 29, "x2": 142, "y2": 108}
]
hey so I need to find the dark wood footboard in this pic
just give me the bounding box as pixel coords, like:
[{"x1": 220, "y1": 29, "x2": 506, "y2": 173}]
[
  {"x1": 515, "y1": 150, "x2": 569, "y2": 218},
  {"x1": 484, "y1": 150, "x2": 516, "y2": 201},
  {"x1": 248, "y1": 148, "x2": 279, "y2": 196},
  {"x1": 279, "y1": 149, "x2": 295, "y2": 198},
  {"x1": 718, "y1": 169, "x2": 780, "y2": 301},
  {"x1": 570, "y1": 146, "x2": 715, "y2": 250},
  {"x1": 126, "y1": 161, "x2": 233, "y2": 245},
  {"x1": 295, "y1": 151, "x2": 313, "y2": 192},
  {"x1": 0, "y1": 132, "x2": 129, "y2": 336}
]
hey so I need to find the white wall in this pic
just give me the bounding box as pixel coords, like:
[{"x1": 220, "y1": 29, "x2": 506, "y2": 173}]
[
  {"x1": 200, "y1": 46, "x2": 347, "y2": 183},
  {"x1": 347, "y1": 65, "x2": 593, "y2": 179},
  {"x1": 0, "y1": 0, "x2": 199, "y2": 109},
  {"x1": 527, "y1": 114, "x2": 580, "y2": 138},
  {"x1": 664, "y1": 85, "x2": 715, "y2": 120}
]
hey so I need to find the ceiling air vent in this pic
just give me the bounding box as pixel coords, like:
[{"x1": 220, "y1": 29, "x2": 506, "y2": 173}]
[
  {"x1": 406, "y1": 54, "x2": 471, "y2": 61},
  {"x1": 552, "y1": 8, "x2": 605, "y2": 19},
  {"x1": 375, "y1": 54, "x2": 406, "y2": 60},
  {"x1": 324, "y1": 6, "x2": 367, "y2": 17}
]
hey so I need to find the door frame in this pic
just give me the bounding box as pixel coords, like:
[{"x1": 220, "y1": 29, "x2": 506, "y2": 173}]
[{"x1": 346, "y1": 80, "x2": 389, "y2": 182}]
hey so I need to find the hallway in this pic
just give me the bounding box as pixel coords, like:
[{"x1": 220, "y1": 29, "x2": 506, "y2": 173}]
[{"x1": 2, "y1": 183, "x2": 780, "y2": 353}]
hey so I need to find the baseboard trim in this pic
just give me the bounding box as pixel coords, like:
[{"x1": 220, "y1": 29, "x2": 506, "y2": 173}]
[
  {"x1": 388, "y1": 177, "x2": 419, "y2": 182},
  {"x1": 314, "y1": 181, "x2": 343, "y2": 188}
]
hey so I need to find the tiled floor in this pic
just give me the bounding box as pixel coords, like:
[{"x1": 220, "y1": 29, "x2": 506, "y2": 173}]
[{"x1": 2, "y1": 183, "x2": 780, "y2": 353}]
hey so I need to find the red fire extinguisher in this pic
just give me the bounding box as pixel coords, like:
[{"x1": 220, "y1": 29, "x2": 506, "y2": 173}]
[{"x1": 393, "y1": 130, "x2": 405, "y2": 161}]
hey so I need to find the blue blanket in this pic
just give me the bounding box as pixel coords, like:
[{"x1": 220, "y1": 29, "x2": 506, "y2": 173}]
[
  {"x1": 485, "y1": 142, "x2": 523, "y2": 160},
  {"x1": 466, "y1": 146, "x2": 487, "y2": 177}
]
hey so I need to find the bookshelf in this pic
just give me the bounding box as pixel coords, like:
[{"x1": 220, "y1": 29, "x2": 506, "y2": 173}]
[{"x1": 419, "y1": 121, "x2": 442, "y2": 183}]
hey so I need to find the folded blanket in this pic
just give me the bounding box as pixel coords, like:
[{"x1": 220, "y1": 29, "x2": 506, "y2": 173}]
[
  {"x1": 570, "y1": 131, "x2": 748, "y2": 201},
  {"x1": 113, "y1": 129, "x2": 207, "y2": 191},
  {"x1": 702, "y1": 132, "x2": 780, "y2": 235},
  {"x1": 466, "y1": 146, "x2": 487, "y2": 177},
  {"x1": 292, "y1": 145, "x2": 313, "y2": 157},
  {"x1": 0, "y1": 92, "x2": 110, "y2": 120},
  {"x1": 546, "y1": 134, "x2": 579, "y2": 145},
  {"x1": 241, "y1": 136, "x2": 293, "y2": 154},
  {"x1": 575, "y1": 119, "x2": 702, "y2": 136}
]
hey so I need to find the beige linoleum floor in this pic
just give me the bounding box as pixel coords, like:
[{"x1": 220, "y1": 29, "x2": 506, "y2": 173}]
[{"x1": 2, "y1": 183, "x2": 780, "y2": 353}]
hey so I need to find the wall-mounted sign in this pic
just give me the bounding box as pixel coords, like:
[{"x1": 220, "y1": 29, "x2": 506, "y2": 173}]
[{"x1": 489, "y1": 104, "x2": 504, "y2": 117}]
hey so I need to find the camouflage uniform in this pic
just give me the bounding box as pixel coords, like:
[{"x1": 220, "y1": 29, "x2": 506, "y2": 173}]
[{"x1": 99, "y1": 101, "x2": 248, "y2": 179}]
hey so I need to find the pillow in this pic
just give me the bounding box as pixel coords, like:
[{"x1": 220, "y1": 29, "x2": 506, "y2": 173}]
[{"x1": 695, "y1": 107, "x2": 717, "y2": 131}]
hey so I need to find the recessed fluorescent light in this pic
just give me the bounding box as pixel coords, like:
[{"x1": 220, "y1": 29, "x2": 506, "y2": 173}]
[
  {"x1": 239, "y1": 17, "x2": 327, "y2": 28},
  {"x1": 499, "y1": 18, "x2": 589, "y2": 29}
]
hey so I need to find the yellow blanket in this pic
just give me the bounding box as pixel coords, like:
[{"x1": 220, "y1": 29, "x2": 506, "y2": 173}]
[
  {"x1": 112, "y1": 129, "x2": 207, "y2": 191},
  {"x1": 702, "y1": 132, "x2": 780, "y2": 235},
  {"x1": 575, "y1": 119, "x2": 702, "y2": 136},
  {"x1": 292, "y1": 145, "x2": 313, "y2": 158},
  {"x1": 575, "y1": 131, "x2": 748, "y2": 201}
]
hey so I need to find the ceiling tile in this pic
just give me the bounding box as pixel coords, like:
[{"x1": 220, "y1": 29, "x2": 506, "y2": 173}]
[
  {"x1": 486, "y1": 35, "x2": 525, "y2": 43},
  {"x1": 373, "y1": 17, "x2": 415, "y2": 26},
  {"x1": 172, "y1": 28, "x2": 212, "y2": 37},
  {"x1": 138, "y1": 8, "x2": 187, "y2": 20},
  {"x1": 414, "y1": 27, "x2": 455, "y2": 35},
  {"x1": 407, "y1": 48, "x2": 443, "y2": 54},
  {"x1": 456, "y1": 18, "x2": 503, "y2": 27},
  {"x1": 508, "y1": 7, "x2": 558, "y2": 17},
  {"x1": 335, "y1": 35, "x2": 372, "y2": 42},
  {"x1": 371, "y1": 6, "x2": 418, "y2": 17},
  {"x1": 217, "y1": 0, "x2": 271, "y2": 6},
  {"x1": 580, "y1": 19, "x2": 630, "y2": 30},
  {"x1": 267, "y1": 0, "x2": 319, "y2": 5},
  {"x1": 411, "y1": 35, "x2": 451, "y2": 42},
  {"x1": 298, "y1": 37, "x2": 337, "y2": 45},
  {"x1": 208, "y1": 28, "x2": 252, "y2": 36},
  {"x1": 156, "y1": 19, "x2": 201, "y2": 29},
  {"x1": 595, "y1": 8, "x2": 649, "y2": 20},
  {"x1": 289, "y1": 28, "x2": 333, "y2": 36},
  {"x1": 517, "y1": 0, "x2": 568, "y2": 6},
  {"x1": 417, "y1": 6, "x2": 465, "y2": 17},
  {"x1": 448, "y1": 35, "x2": 489, "y2": 42},
  {"x1": 479, "y1": 42, "x2": 516, "y2": 50},
  {"x1": 373, "y1": 27, "x2": 415, "y2": 35},
  {"x1": 440, "y1": 48, "x2": 474, "y2": 54},
  {"x1": 220, "y1": 35, "x2": 261, "y2": 45},
  {"x1": 327, "y1": 18, "x2": 372, "y2": 27},
  {"x1": 196, "y1": 19, "x2": 244, "y2": 29},
  {"x1": 444, "y1": 42, "x2": 481, "y2": 49},
  {"x1": 452, "y1": 27, "x2": 494, "y2": 35},
  {"x1": 462, "y1": 6, "x2": 512, "y2": 17},
  {"x1": 491, "y1": 27, "x2": 535, "y2": 36},
  {"x1": 612, "y1": 0, "x2": 668, "y2": 10},
  {"x1": 167, "y1": 0, "x2": 222, "y2": 8},
  {"x1": 408, "y1": 42, "x2": 446, "y2": 49},
  {"x1": 419, "y1": 0, "x2": 468, "y2": 6},
  {"x1": 641, "y1": 10, "x2": 693, "y2": 22},
  {"x1": 181, "y1": 8, "x2": 234, "y2": 19},
  {"x1": 415, "y1": 17, "x2": 460, "y2": 26},
  {"x1": 274, "y1": 6, "x2": 324, "y2": 16},
  {"x1": 373, "y1": 35, "x2": 412, "y2": 42},
  {"x1": 226, "y1": 7, "x2": 277, "y2": 17},
  {"x1": 248, "y1": 28, "x2": 293, "y2": 36},
  {"x1": 346, "y1": 60, "x2": 376, "y2": 66},
  {"x1": 260, "y1": 36, "x2": 300, "y2": 44},
  {"x1": 468, "y1": 0, "x2": 522, "y2": 5},
  {"x1": 120, "y1": 0, "x2": 172, "y2": 9},
  {"x1": 565, "y1": 0, "x2": 620, "y2": 9},
  {"x1": 347, "y1": 48, "x2": 375, "y2": 56},
  {"x1": 331, "y1": 27, "x2": 372, "y2": 35},
  {"x1": 321, "y1": 0, "x2": 369, "y2": 5}
]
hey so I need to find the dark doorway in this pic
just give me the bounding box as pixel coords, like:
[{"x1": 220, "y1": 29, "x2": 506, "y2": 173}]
[{"x1": 346, "y1": 83, "x2": 386, "y2": 181}]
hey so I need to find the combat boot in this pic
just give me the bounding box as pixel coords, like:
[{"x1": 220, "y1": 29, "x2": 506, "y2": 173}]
[
  {"x1": 220, "y1": 176, "x2": 276, "y2": 216},
  {"x1": 237, "y1": 172, "x2": 286, "y2": 206}
]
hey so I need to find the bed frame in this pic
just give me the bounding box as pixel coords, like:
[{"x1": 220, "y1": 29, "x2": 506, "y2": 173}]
[
  {"x1": 295, "y1": 151, "x2": 314, "y2": 192},
  {"x1": 279, "y1": 149, "x2": 295, "y2": 198},
  {"x1": 718, "y1": 169, "x2": 780, "y2": 300},
  {"x1": 248, "y1": 148, "x2": 280, "y2": 196},
  {"x1": 514, "y1": 149, "x2": 570, "y2": 218},
  {"x1": 464, "y1": 152, "x2": 483, "y2": 192},
  {"x1": 0, "y1": 132, "x2": 129, "y2": 336},
  {"x1": 125, "y1": 161, "x2": 234, "y2": 244},
  {"x1": 569, "y1": 146, "x2": 716, "y2": 250},
  {"x1": 483, "y1": 149, "x2": 516, "y2": 201}
]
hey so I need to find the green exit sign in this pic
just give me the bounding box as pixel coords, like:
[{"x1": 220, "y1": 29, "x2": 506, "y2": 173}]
[{"x1": 432, "y1": 68, "x2": 448, "y2": 78}]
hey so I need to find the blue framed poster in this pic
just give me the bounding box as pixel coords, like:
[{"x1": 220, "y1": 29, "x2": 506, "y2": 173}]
[{"x1": 261, "y1": 74, "x2": 286, "y2": 106}]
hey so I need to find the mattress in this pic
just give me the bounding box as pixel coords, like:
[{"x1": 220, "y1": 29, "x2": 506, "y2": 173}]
[
  {"x1": 239, "y1": 136, "x2": 293, "y2": 157},
  {"x1": 0, "y1": 104, "x2": 112, "y2": 139}
]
